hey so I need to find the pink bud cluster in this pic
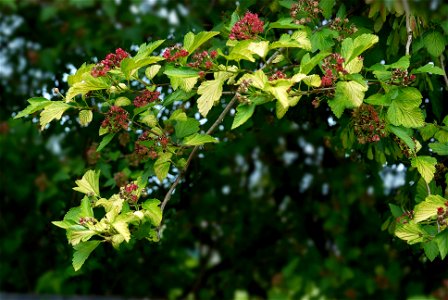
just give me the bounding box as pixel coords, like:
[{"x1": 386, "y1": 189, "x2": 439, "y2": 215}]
[
  {"x1": 229, "y1": 12, "x2": 264, "y2": 40},
  {"x1": 390, "y1": 69, "x2": 416, "y2": 86},
  {"x1": 330, "y1": 17, "x2": 358, "y2": 41},
  {"x1": 91, "y1": 48, "x2": 129, "y2": 77},
  {"x1": 101, "y1": 106, "x2": 129, "y2": 132},
  {"x1": 163, "y1": 45, "x2": 189, "y2": 62},
  {"x1": 290, "y1": 0, "x2": 321, "y2": 25},
  {"x1": 269, "y1": 71, "x2": 288, "y2": 81},
  {"x1": 188, "y1": 50, "x2": 217, "y2": 69},
  {"x1": 352, "y1": 104, "x2": 387, "y2": 144},
  {"x1": 321, "y1": 53, "x2": 348, "y2": 87},
  {"x1": 395, "y1": 210, "x2": 414, "y2": 224},
  {"x1": 437, "y1": 202, "x2": 448, "y2": 225},
  {"x1": 133, "y1": 90, "x2": 161, "y2": 107},
  {"x1": 120, "y1": 182, "x2": 139, "y2": 203}
]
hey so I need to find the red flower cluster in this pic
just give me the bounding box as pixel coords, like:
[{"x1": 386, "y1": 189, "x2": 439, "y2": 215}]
[
  {"x1": 120, "y1": 182, "x2": 139, "y2": 203},
  {"x1": 133, "y1": 90, "x2": 160, "y2": 107},
  {"x1": 390, "y1": 69, "x2": 416, "y2": 86},
  {"x1": 163, "y1": 45, "x2": 189, "y2": 62},
  {"x1": 352, "y1": 104, "x2": 387, "y2": 144},
  {"x1": 269, "y1": 71, "x2": 288, "y2": 81},
  {"x1": 437, "y1": 202, "x2": 448, "y2": 225},
  {"x1": 101, "y1": 106, "x2": 129, "y2": 132},
  {"x1": 188, "y1": 50, "x2": 217, "y2": 69},
  {"x1": 91, "y1": 48, "x2": 129, "y2": 77},
  {"x1": 321, "y1": 53, "x2": 348, "y2": 87},
  {"x1": 229, "y1": 12, "x2": 264, "y2": 40}
]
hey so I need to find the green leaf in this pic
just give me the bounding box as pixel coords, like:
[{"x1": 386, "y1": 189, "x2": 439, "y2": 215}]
[
  {"x1": 270, "y1": 31, "x2": 311, "y2": 51},
  {"x1": 247, "y1": 41, "x2": 270, "y2": 58},
  {"x1": 72, "y1": 240, "x2": 101, "y2": 271},
  {"x1": 423, "y1": 240, "x2": 439, "y2": 261},
  {"x1": 170, "y1": 77, "x2": 199, "y2": 92},
  {"x1": 14, "y1": 97, "x2": 51, "y2": 119},
  {"x1": 310, "y1": 28, "x2": 338, "y2": 52},
  {"x1": 114, "y1": 96, "x2": 131, "y2": 107},
  {"x1": 419, "y1": 123, "x2": 438, "y2": 141},
  {"x1": 183, "y1": 31, "x2": 220, "y2": 54},
  {"x1": 140, "y1": 113, "x2": 158, "y2": 128},
  {"x1": 39, "y1": 101, "x2": 71, "y2": 128},
  {"x1": 163, "y1": 89, "x2": 196, "y2": 106},
  {"x1": 67, "y1": 63, "x2": 93, "y2": 86},
  {"x1": 112, "y1": 221, "x2": 131, "y2": 242},
  {"x1": 436, "y1": 229, "x2": 448, "y2": 259},
  {"x1": 430, "y1": 142, "x2": 448, "y2": 155},
  {"x1": 145, "y1": 64, "x2": 161, "y2": 80},
  {"x1": 328, "y1": 80, "x2": 368, "y2": 118},
  {"x1": 154, "y1": 152, "x2": 172, "y2": 181},
  {"x1": 319, "y1": 0, "x2": 335, "y2": 19},
  {"x1": 395, "y1": 222, "x2": 425, "y2": 245},
  {"x1": 364, "y1": 93, "x2": 390, "y2": 106},
  {"x1": 413, "y1": 64, "x2": 446, "y2": 76},
  {"x1": 237, "y1": 70, "x2": 268, "y2": 90},
  {"x1": 67, "y1": 226, "x2": 97, "y2": 246},
  {"x1": 231, "y1": 104, "x2": 256, "y2": 130},
  {"x1": 269, "y1": 17, "x2": 304, "y2": 29},
  {"x1": 80, "y1": 196, "x2": 94, "y2": 218},
  {"x1": 133, "y1": 40, "x2": 165, "y2": 61},
  {"x1": 424, "y1": 31, "x2": 446, "y2": 57},
  {"x1": 96, "y1": 133, "x2": 116, "y2": 152},
  {"x1": 388, "y1": 125, "x2": 418, "y2": 152},
  {"x1": 163, "y1": 65, "x2": 199, "y2": 78},
  {"x1": 73, "y1": 170, "x2": 101, "y2": 197},
  {"x1": 386, "y1": 87, "x2": 424, "y2": 128},
  {"x1": 343, "y1": 34, "x2": 379, "y2": 63},
  {"x1": 175, "y1": 118, "x2": 200, "y2": 139},
  {"x1": 388, "y1": 55, "x2": 410, "y2": 70},
  {"x1": 411, "y1": 156, "x2": 437, "y2": 184},
  {"x1": 183, "y1": 133, "x2": 218, "y2": 146},
  {"x1": 413, "y1": 195, "x2": 446, "y2": 223},
  {"x1": 389, "y1": 203, "x2": 404, "y2": 218},
  {"x1": 51, "y1": 220, "x2": 73, "y2": 229},
  {"x1": 435, "y1": 129, "x2": 448, "y2": 143},
  {"x1": 79, "y1": 110, "x2": 93, "y2": 126},
  {"x1": 142, "y1": 199, "x2": 162, "y2": 226},
  {"x1": 66, "y1": 76, "x2": 111, "y2": 101},
  {"x1": 299, "y1": 51, "x2": 331, "y2": 75},
  {"x1": 265, "y1": 81, "x2": 293, "y2": 109},
  {"x1": 197, "y1": 79, "x2": 224, "y2": 117}
]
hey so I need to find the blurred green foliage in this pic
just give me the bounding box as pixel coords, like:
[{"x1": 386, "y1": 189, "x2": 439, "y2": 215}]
[{"x1": 1, "y1": 0, "x2": 448, "y2": 299}]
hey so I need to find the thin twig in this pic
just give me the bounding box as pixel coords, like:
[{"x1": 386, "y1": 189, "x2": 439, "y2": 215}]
[
  {"x1": 159, "y1": 48, "x2": 287, "y2": 214},
  {"x1": 440, "y1": 55, "x2": 448, "y2": 90},
  {"x1": 402, "y1": 0, "x2": 412, "y2": 56},
  {"x1": 160, "y1": 95, "x2": 238, "y2": 213}
]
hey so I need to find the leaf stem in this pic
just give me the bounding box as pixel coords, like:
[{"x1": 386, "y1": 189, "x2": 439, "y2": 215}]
[{"x1": 402, "y1": 0, "x2": 412, "y2": 56}]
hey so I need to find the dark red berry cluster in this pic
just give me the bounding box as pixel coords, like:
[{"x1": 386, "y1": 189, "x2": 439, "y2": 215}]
[
  {"x1": 229, "y1": 12, "x2": 264, "y2": 40},
  {"x1": 352, "y1": 104, "x2": 387, "y2": 144},
  {"x1": 133, "y1": 90, "x2": 160, "y2": 107},
  {"x1": 101, "y1": 106, "x2": 129, "y2": 132},
  {"x1": 321, "y1": 53, "x2": 348, "y2": 87},
  {"x1": 290, "y1": 0, "x2": 321, "y2": 25},
  {"x1": 329, "y1": 17, "x2": 358, "y2": 41},
  {"x1": 86, "y1": 143, "x2": 100, "y2": 165},
  {"x1": 114, "y1": 171, "x2": 128, "y2": 187},
  {"x1": 269, "y1": 71, "x2": 288, "y2": 81},
  {"x1": 120, "y1": 182, "x2": 139, "y2": 203},
  {"x1": 437, "y1": 203, "x2": 448, "y2": 226},
  {"x1": 390, "y1": 69, "x2": 416, "y2": 86},
  {"x1": 91, "y1": 48, "x2": 129, "y2": 77},
  {"x1": 134, "y1": 131, "x2": 159, "y2": 161},
  {"x1": 187, "y1": 50, "x2": 217, "y2": 69},
  {"x1": 162, "y1": 45, "x2": 189, "y2": 62}
]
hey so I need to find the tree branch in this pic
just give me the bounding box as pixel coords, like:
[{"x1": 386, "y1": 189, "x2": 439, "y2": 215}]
[
  {"x1": 402, "y1": 0, "x2": 412, "y2": 56},
  {"x1": 440, "y1": 55, "x2": 448, "y2": 90},
  {"x1": 159, "y1": 47, "x2": 287, "y2": 214}
]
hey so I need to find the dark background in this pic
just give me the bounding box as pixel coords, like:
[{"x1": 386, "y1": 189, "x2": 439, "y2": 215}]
[{"x1": 1, "y1": 0, "x2": 448, "y2": 299}]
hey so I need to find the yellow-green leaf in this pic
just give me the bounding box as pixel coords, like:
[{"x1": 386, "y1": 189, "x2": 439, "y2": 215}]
[
  {"x1": 411, "y1": 156, "x2": 437, "y2": 184},
  {"x1": 413, "y1": 194, "x2": 447, "y2": 223},
  {"x1": 79, "y1": 110, "x2": 93, "y2": 126},
  {"x1": 395, "y1": 222, "x2": 425, "y2": 245},
  {"x1": 72, "y1": 240, "x2": 101, "y2": 271},
  {"x1": 40, "y1": 101, "x2": 71, "y2": 128},
  {"x1": 73, "y1": 170, "x2": 101, "y2": 197}
]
